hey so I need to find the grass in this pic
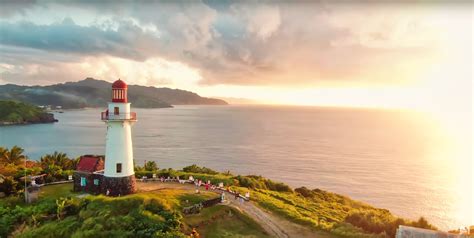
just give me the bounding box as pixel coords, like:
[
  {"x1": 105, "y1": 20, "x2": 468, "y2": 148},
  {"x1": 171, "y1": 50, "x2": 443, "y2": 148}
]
[
  {"x1": 38, "y1": 183, "x2": 76, "y2": 199},
  {"x1": 3, "y1": 169, "x2": 432, "y2": 238},
  {"x1": 11, "y1": 184, "x2": 268, "y2": 237},
  {"x1": 183, "y1": 205, "x2": 270, "y2": 238},
  {"x1": 139, "y1": 186, "x2": 270, "y2": 237},
  {"x1": 0, "y1": 183, "x2": 76, "y2": 207},
  {"x1": 139, "y1": 187, "x2": 217, "y2": 209}
]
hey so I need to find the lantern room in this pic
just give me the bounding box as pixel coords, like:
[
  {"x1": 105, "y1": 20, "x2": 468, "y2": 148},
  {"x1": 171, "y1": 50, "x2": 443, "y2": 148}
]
[{"x1": 112, "y1": 79, "x2": 128, "y2": 103}]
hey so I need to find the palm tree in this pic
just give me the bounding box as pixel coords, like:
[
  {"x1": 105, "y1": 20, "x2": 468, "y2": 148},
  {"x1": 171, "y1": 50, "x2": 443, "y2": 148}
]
[
  {"x1": 40, "y1": 151, "x2": 73, "y2": 170},
  {"x1": 0, "y1": 146, "x2": 27, "y2": 166}
]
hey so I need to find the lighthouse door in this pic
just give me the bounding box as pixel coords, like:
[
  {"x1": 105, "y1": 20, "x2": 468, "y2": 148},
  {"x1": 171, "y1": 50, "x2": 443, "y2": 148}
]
[{"x1": 114, "y1": 107, "x2": 119, "y2": 115}]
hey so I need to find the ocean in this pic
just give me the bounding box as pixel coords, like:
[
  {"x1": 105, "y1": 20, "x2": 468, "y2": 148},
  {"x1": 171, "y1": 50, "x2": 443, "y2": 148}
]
[{"x1": 0, "y1": 105, "x2": 471, "y2": 230}]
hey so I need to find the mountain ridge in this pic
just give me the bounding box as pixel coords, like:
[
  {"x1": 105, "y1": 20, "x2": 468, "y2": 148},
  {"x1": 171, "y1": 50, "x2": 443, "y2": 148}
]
[{"x1": 0, "y1": 78, "x2": 228, "y2": 109}]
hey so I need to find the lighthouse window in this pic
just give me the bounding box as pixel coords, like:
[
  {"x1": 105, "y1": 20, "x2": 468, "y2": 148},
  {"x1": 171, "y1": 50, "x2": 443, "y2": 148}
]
[
  {"x1": 116, "y1": 163, "x2": 122, "y2": 173},
  {"x1": 114, "y1": 107, "x2": 119, "y2": 115}
]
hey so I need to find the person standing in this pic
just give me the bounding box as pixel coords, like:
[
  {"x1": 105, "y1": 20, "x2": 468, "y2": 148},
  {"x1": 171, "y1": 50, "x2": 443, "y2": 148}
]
[{"x1": 191, "y1": 228, "x2": 200, "y2": 238}]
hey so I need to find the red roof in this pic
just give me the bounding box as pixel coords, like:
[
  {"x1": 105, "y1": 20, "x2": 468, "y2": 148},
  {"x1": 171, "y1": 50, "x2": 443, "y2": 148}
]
[
  {"x1": 76, "y1": 156, "x2": 104, "y2": 172},
  {"x1": 112, "y1": 79, "x2": 127, "y2": 89}
]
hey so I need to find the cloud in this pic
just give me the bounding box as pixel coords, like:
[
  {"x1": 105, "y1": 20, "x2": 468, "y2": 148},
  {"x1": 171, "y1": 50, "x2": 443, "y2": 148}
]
[
  {"x1": 0, "y1": 53, "x2": 202, "y2": 91},
  {"x1": 0, "y1": 0, "x2": 38, "y2": 18},
  {"x1": 0, "y1": 18, "x2": 159, "y2": 60},
  {"x1": 0, "y1": 1, "x2": 471, "y2": 89}
]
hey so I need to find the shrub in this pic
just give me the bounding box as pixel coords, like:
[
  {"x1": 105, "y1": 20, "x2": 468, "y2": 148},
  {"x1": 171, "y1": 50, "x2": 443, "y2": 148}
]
[
  {"x1": 0, "y1": 176, "x2": 20, "y2": 196},
  {"x1": 233, "y1": 175, "x2": 292, "y2": 192},
  {"x1": 135, "y1": 171, "x2": 155, "y2": 179},
  {"x1": 158, "y1": 168, "x2": 179, "y2": 178},
  {"x1": 144, "y1": 161, "x2": 159, "y2": 171},
  {"x1": 345, "y1": 211, "x2": 436, "y2": 237},
  {"x1": 182, "y1": 164, "x2": 218, "y2": 175},
  {"x1": 295, "y1": 187, "x2": 313, "y2": 198}
]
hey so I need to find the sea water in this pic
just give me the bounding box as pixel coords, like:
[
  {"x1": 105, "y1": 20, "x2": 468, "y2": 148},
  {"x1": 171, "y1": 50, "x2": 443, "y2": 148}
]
[{"x1": 0, "y1": 105, "x2": 471, "y2": 230}]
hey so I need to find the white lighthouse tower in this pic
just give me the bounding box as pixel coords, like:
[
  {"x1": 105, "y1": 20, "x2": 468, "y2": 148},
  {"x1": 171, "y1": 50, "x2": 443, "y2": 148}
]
[{"x1": 101, "y1": 79, "x2": 137, "y2": 196}]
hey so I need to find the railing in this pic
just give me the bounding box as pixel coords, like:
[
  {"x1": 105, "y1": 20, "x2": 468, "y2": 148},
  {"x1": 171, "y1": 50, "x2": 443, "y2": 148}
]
[{"x1": 101, "y1": 112, "x2": 137, "y2": 121}]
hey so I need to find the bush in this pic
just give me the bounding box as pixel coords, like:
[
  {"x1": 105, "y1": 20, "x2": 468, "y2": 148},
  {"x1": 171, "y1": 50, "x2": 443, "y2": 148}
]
[
  {"x1": 331, "y1": 223, "x2": 379, "y2": 238},
  {"x1": 0, "y1": 176, "x2": 20, "y2": 196},
  {"x1": 182, "y1": 164, "x2": 218, "y2": 175},
  {"x1": 295, "y1": 187, "x2": 313, "y2": 197},
  {"x1": 135, "y1": 171, "x2": 155, "y2": 179},
  {"x1": 158, "y1": 168, "x2": 179, "y2": 178},
  {"x1": 144, "y1": 161, "x2": 159, "y2": 171},
  {"x1": 345, "y1": 211, "x2": 436, "y2": 237},
  {"x1": 4, "y1": 194, "x2": 185, "y2": 237},
  {"x1": 234, "y1": 175, "x2": 292, "y2": 192}
]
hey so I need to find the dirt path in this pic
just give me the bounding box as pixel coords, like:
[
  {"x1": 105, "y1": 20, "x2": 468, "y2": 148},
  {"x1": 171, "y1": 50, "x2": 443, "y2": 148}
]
[{"x1": 137, "y1": 181, "x2": 326, "y2": 238}]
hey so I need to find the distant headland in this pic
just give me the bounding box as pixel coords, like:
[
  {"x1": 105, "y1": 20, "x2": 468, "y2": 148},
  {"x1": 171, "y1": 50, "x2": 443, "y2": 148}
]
[
  {"x1": 0, "y1": 78, "x2": 228, "y2": 109},
  {"x1": 0, "y1": 100, "x2": 58, "y2": 125}
]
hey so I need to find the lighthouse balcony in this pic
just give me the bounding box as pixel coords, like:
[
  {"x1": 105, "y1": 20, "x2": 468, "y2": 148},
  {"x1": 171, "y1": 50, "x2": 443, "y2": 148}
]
[{"x1": 101, "y1": 112, "x2": 137, "y2": 121}]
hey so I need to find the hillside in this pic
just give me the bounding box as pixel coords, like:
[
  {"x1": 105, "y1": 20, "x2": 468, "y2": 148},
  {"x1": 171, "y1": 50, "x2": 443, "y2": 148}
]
[
  {"x1": 0, "y1": 153, "x2": 439, "y2": 238},
  {"x1": 0, "y1": 100, "x2": 57, "y2": 125},
  {"x1": 0, "y1": 78, "x2": 228, "y2": 109}
]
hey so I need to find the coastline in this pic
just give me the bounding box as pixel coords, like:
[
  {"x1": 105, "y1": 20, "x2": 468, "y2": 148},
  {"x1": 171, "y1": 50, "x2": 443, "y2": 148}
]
[{"x1": 0, "y1": 113, "x2": 58, "y2": 126}]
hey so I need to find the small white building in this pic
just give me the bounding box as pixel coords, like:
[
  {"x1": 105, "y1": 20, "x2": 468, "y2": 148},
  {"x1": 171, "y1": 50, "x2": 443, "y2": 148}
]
[{"x1": 396, "y1": 225, "x2": 467, "y2": 238}]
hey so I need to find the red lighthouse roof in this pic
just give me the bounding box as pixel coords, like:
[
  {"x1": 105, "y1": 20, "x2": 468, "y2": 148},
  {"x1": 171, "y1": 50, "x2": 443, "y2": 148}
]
[{"x1": 112, "y1": 79, "x2": 127, "y2": 89}]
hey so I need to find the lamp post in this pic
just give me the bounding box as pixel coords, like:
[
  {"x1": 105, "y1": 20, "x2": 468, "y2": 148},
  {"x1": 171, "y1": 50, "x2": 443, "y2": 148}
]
[{"x1": 24, "y1": 157, "x2": 27, "y2": 203}]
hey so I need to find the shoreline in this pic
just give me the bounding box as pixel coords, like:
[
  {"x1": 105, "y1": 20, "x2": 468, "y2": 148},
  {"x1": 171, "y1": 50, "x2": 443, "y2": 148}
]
[{"x1": 0, "y1": 119, "x2": 58, "y2": 126}]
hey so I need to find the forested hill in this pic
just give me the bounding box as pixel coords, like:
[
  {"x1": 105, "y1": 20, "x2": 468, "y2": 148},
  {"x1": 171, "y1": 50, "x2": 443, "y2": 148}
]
[
  {"x1": 0, "y1": 78, "x2": 228, "y2": 109},
  {"x1": 0, "y1": 100, "x2": 57, "y2": 125}
]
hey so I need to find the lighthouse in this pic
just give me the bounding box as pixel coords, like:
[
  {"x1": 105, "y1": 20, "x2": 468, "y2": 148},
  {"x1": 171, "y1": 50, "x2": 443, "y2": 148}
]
[{"x1": 101, "y1": 79, "x2": 137, "y2": 196}]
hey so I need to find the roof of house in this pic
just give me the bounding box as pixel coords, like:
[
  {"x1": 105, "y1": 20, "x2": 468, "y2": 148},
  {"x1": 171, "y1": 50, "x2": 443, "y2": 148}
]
[{"x1": 76, "y1": 156, "x2": 104, "y2": 173}]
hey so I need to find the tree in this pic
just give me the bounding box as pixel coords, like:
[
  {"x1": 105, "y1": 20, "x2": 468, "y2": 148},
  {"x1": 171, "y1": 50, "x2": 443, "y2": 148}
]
[
  {"x1": 0, "y1": 175, "x2": 19, "y2": 196},
  {"x1": 0, "y1": 146, "x2": 27, "y2": 166},
  {"x1": 144, "y1": 161, "x2": 158, "y2": 171},
  {"x1": 43, "y1": 164, "x2": 64, "y2": 183},
  {"x1": 40, "y1": 152, "x2": 74, "y2": 170}
]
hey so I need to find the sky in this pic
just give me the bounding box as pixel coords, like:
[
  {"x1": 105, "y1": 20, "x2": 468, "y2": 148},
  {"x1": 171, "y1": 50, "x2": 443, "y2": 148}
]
[{"x1": 0, "y1": 0, "x2": 472, "y2": 113}]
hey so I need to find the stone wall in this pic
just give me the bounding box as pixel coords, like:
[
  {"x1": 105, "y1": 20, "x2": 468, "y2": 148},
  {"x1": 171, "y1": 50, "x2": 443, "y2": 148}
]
[
  {"x1": 102, "y1": 175, "x2": 136, "y2": 196},
  {"x1": 73, "y1": 172, "x2": 104, "y2": 195}
]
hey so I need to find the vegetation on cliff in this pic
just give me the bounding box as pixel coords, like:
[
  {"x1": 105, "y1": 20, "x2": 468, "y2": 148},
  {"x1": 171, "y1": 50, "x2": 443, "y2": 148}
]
[
  {"x1": 1, "y1": 149, "x2": 437, "y2": 238},
  {"x1": 0, "y1": 100, "x2": 57, "y2": 125}
]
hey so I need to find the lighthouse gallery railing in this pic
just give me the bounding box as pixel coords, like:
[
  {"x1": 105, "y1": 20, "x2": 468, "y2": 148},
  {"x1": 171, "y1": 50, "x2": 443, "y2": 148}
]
[{"x1": 101, "y1": 112, "x2": 137, "y2": 121}]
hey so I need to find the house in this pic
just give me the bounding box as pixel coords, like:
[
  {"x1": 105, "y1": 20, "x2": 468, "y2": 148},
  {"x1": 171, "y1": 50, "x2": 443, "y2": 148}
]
[
  {"x1": 73, "y1": 155, "x2": 105, "y2": 194},
  {"x1": 396, "y1": 225, "x2": 468, "y2": 238}
]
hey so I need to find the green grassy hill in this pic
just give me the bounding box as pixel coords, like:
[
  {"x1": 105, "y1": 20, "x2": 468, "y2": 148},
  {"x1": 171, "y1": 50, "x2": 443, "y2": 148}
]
[
  {"x1": 0, "y1": 183, "x2": 269, "y2": 238},
  {"x1": 0, "y1": 162, "x2": 438, "y2": 238}
]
